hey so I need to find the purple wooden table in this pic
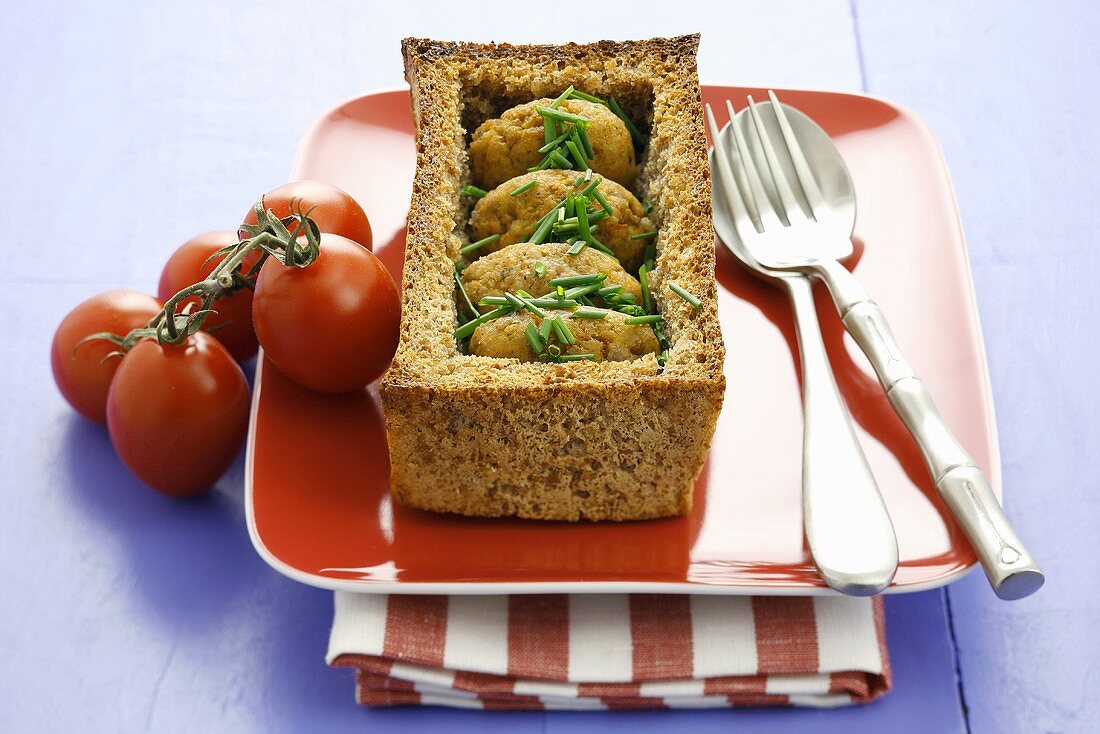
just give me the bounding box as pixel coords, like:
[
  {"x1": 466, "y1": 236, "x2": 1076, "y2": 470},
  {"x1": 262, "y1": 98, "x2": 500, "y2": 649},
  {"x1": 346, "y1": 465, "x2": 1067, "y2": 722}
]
[{"x1": 2, "y1": 2, "x2": 1095, "y2": 732}]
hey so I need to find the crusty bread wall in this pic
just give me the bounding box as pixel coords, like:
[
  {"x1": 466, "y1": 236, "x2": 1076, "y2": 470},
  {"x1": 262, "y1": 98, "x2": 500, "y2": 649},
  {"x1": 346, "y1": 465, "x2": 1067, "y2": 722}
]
[{"x1": 385, "y1": 36, "x2": 724, "y2": 521}]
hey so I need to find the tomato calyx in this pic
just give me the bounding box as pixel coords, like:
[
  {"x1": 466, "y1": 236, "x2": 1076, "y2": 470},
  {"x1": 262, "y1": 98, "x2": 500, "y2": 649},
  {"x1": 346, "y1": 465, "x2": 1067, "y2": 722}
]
[{"x1": 81, "y1": 197, "x2": 323, "y2": 356}]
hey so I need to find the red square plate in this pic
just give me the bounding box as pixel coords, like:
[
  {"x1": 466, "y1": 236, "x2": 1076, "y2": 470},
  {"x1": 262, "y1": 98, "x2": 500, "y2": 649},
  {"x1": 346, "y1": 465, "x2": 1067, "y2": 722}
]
[{"x1": 245, "y1": 86, "x2": 999, "y2": 594}]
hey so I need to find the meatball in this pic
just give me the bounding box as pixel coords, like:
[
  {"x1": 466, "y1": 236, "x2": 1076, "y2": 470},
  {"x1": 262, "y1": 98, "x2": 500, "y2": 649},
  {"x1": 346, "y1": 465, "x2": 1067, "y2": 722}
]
[
  {"x1": 469, "y1": 310, "x2": 660, "y2": 363},
  {"x1": 461, "y1": 242, "x2": 643, "y2": 313},
  {"x1": 469, "y1": 98, "x2": 636, "y2": 190},
  {"x1": 468, "y1": 170, "x2": 654, "y2": 272}
]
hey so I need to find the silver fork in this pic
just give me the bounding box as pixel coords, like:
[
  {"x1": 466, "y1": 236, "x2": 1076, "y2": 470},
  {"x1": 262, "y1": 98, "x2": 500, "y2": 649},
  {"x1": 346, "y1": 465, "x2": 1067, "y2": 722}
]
[
  {"x1": 706, "y1": 104, "x2": 899, "y2": 596},
  {"x1": 713, "y1": 91, "x2": 1043, "y2": 600}
]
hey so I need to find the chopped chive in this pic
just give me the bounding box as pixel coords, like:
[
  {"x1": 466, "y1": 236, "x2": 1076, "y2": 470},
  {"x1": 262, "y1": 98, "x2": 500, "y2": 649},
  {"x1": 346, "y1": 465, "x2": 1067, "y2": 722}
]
[
  {"x1": 549, "y1": 86, "x2": 575, "y2": 109},
  {"x1": 538, "y1": 130, "x2": 570, "y2": 154},
  {"x1": 572, "y1": 308, "x2": 607, "y2": 319},
  {"x1": 568, "y1": 89, "x2": 607, "y2": 105},
  {"x1": 556, "y1": 285, "x2": 566, "y2": 297},
  {"x1": 625, "y1": 314, "x2": 664, "y2": 325},
  {"x1": 567, "y1": 240, "x2": 587, "y2": 255},
  {"x1": 534, "y1": 261, "x2": 547, "y2": 278},
  {"x1": 590, "y1": 188, "x2": 613, "y2": 216},
  {"x1": 478, "y1": 295, "x2": 509, "y2": 307},
  {"x1": 614, "y1": 293, "x2": 637, "y2": 305},
  {"x1": 513, "y1": 292, "x2": 548, "y2": 319},
  {"x1": 460, "y1": 233, "x2": 501, "y2": 255},
  {"x1": 644, "y1": 241, "x2": 657, "y2": 271},
  {"x1": 524, "y1": 323, "x2": 545, "y2": 353},
  {"x1": 530, "y1": 210, "x2": 558, "y2": 244},
  {"x1": 455, "y1": 268, "x2": 478, "y2": 318},
  {"x1": 578, "y1": 176, "x2": 602, "y2": 197},
  {"x1": 584, "y1": 168, "x2": 593, "y2": 181},
  {"x1": 657, "y1": 349, "x2": 669, "y2": 367},
  {"x1": 608, "y1": 96, "x2": 645, "y2": 147},
  {"x1": 462, "y1": 185, "x2": 488, "y2": 198},
  {"x1": 543, "y1": 115, "x2": 559, "y2": 147},
  {"x1": 595, "y1": 284, "x2": 623, "y2": 298},
  {"x1": 630, "y1": 230, "x2": 658, "y2": 240},
  {"x1": 551, "y1": 317, "x2": 576, "y2": 346},
  {"x1": 548, "y1": 150, "x2": 573, "y2": 169},
  {"x1": 642, "y1": 198, "x2": 653, "y2": 214},
  {"x1": 531, "y1": 154, "x2": 554, "y2": 171},
  {"x1": 577, "y1": 124, "x2": 595, "y2": 159},
  {"x1": 562, "y1": 282, "x2": 604, "y2": 299},
  {"x1": 525, "y1": 297, "x2": 577, "y2": 309},
  {"x1": 510, "y1": 179, "x2": 539, "y2": 197},
  {"x1": 558, "y1": 353, "x2": 596, "y2": 362},
  {"x1": 549, "y1": 273, "x2": 606, "y2": 288},
  {"x1": 587, "y1": 235, "x2": 617, "y2": 259},
  {"x1": 538, "y1": 318, "x2": 554, "y2": 343},
  {"x1": 576, "y1": 197, "x2": 591, "y2": 241},
  {"x1": 572, "y1": 174, "x2": 586, "y2": 188},
  {"x1": 669, "y1": 282, "x2": 703, "y2": 308},
  {"x1": 503, "y1": 291, "x2": 526, "y2": 310},
  {"x1": 587, "y1": 209, "x2": 610, "y2": 224},
  {"x1": 638, "y1": 264, "x2": 653, "y2": 313},
  {"x1": 536, "y1": 106, "x2": 590, "y2": 126},
  {"x1": 565, "y1": 140, "x2": 587, "y2": 169},
  {"x1": 454, "y1": 306, "x2": 512, "y2": 340}
]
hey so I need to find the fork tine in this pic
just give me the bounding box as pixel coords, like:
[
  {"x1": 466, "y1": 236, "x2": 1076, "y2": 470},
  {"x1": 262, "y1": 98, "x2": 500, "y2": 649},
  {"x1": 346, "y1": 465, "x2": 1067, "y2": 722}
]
[
  {"x1": 725, "y1": 99, "x2": 783, "y2": 231},
  {"x1": 746, "y1": 94, "x2": 804, "y2": 225},
  {"x1": 768, "y1": 90, "x2": 826, "y2": 220},
  {"x1": 705, "y1": 103, "x2": 760, "y2": 243},
  {"x1": 717, "y1": 100, "x2": 761, "y2": 229}
]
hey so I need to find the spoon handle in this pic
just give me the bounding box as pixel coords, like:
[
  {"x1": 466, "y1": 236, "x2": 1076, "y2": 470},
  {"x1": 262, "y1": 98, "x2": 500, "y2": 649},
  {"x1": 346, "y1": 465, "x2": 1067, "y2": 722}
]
[
  {"x1": 783, "y1": 276, "x2": 898, "y2": 595},
  {"x1": 813, "y1": 259, "x2": 1044, "y2": 600}
]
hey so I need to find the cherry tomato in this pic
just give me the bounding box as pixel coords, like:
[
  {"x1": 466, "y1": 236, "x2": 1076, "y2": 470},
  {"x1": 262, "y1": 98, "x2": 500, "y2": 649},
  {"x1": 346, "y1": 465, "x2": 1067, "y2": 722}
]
[
  {"x1": 158, "y1": 230, "x2": 260, "y2": 361},
  {"x1": 106, "y1": 332, "x2": 250, "y2": 497},
  {"x1": 253, "y1": 234, "x2": 400, "y2": 392},
  {"x1": 51, "y1": 290, "x2": 163, "y2": 423},
  {"x1": 242, "y1": 180, "x2": 373, "y2": 250}
]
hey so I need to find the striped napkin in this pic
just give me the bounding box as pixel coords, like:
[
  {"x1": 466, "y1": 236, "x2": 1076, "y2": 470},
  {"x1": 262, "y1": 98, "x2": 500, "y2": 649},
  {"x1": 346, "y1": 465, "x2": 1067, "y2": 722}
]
[{"x1": 327, "y1": 593, "x2": 891, "y2": 710}]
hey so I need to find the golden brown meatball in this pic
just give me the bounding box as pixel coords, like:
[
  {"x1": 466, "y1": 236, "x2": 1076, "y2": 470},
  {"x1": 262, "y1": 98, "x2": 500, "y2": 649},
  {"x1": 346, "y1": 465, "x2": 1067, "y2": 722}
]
[
  {"x1": 469, "y1": 99, "x2": 636, "y2": 190},
  {"x1": 469, "y1": 310, "x2": 660, "y2": 363},
  {"x1": 461, "y1": 242, "x2": 643, "y2": 313},
  {"x1": 468, "y1": 170, "x2": 654, "y2": 272}
]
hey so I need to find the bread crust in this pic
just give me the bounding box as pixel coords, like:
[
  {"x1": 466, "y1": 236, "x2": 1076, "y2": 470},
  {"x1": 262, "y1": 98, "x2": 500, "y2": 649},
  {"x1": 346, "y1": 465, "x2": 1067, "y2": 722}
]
[{"x1": 385, "y1": 36, "x2": 724, "y2": 521}]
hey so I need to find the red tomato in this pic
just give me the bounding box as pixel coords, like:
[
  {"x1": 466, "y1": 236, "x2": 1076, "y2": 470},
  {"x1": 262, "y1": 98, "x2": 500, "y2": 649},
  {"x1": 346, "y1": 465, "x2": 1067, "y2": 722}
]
[
  {"x1": 253, "y1": 234, "x2": 400, "y2": 392},
  {"x1": 158, "y1": 230, "x2": 260, "y2": 361},
  {"x1": 51, "y1": 290, "x2": 163, "y2": 423},
  {"x1": 242, "y1": 180, "x2": 373, "y2": 251},
  {"x1": 106, "y1": 332, "x2": 250, "y2": 497}
]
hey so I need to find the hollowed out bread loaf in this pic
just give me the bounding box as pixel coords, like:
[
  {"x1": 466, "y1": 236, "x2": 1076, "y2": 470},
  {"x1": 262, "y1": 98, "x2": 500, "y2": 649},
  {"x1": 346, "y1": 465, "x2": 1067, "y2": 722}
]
[
  {"x1": 469, "y1": 169, "x2": 653, "y2": 271},
  {"x1": 461, "y1": 242, "x2": 643, "y2": 313},
  {"x1": 386, "y1": 36, "x2": 724, "y2": 521},
  {"x1": 469, "y1": 98, "x2": 637, "y2": 190}
]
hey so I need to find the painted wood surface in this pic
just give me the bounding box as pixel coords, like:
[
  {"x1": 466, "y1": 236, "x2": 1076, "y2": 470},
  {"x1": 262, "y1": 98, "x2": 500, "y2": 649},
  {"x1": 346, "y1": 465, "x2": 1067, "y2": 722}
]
[{"x1": 0, "y1": 1, "x2": 1092, "y2": 732}]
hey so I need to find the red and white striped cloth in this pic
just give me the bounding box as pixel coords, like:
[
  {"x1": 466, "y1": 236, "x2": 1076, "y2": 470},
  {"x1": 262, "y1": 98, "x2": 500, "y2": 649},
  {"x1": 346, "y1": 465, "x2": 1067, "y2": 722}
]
[{"x1": 327, "y1": 593, "x2": 891, "y2": 710}]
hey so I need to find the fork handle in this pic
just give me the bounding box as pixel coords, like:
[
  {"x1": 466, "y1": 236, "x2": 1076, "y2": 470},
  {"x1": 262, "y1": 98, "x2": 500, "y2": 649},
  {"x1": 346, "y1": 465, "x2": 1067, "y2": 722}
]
[
  {"x1": 784, "y1": 276, "x2": 898, "y2": 595},
  {"x1": 813, "y1": 259, "x2": 1044, "y2": 600}
]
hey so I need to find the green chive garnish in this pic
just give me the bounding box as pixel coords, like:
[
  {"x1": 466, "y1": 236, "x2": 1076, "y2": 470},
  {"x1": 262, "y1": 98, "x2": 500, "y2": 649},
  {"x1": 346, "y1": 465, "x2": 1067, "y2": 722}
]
[
  {"x1": 552, "y1": 317, "x2": 576, "y2": 345},
  {"x1": 455, "y1": 306, "x2": 512, "y2": 340},
  {"x1": 536, "y1": 106, "x2": 590, "y2": 126},
  {"x1": 538, "y1": 131, "x2": 570, "y2": 154},
  {"x1": 558, "y1": 353, "x2": 596, "y2": 362},
  {"x1": 512, "y1": 292, "x2": 548, "y2": 319},
  {"x1": 567, "y1": 240, "x2": 587, "y2": 255},
  {"x1": 642, "y1": 198, "x2": 653, "y2": 214},
  {"x1": 525, "y1": 323, "x2": 545, "y2": 353},
  {"x1": 462, "y1": 185, "x2": 488, "y2": 198},
  {"x1": 549, "y1": 273, "x2": 606, "y2": 288},
  {"x1": 578, "y1": 176, "x2": 602, "y2": 198},
  {"x1": 568, "y1": 89, "x2": 606, "y2": 105},
  {"x1": 548, "y1": 149, "x2": 573, "y2": 169},
  {"x1": 562, "y1": 282, "x2": 604, "y2": 299},
  {"x1": 587, "y1": 235, "x2": 617, "y2": 260},
  {"x1": 549, "y1": 86, "x2": 575, "y2": 109},
  {"x1": 644, "y1": 242, "x2": 657, "y2": 271},
  {"x1": 669, "y1": 282, "x2": 703, "y2": 308},
  {"x1": 455, "y1": 268, "x2": 478, "y2": 318},
  {"x1": 478, "y1": 295, "x2": 509, "y2": 307},
  {"x1": 596, "y1": 284, "x2": 623, "y2": 298},
  {"x1": 565, "y1": 140, "x2": 587, "y2": 169},
  {"x1": 591, "y1": 188, "x2": 613, "y2": 216},
  {"x1": 543, "y1": 116, "x2": 559, "y2": 147},
  {"x1": 638, "y1": 264, "x2": 653, "y2": 313},
  {"x1": 534, "y1": 261, "x2": 547, "y2": 278},
  {"x1": 530, "y1": 211, "x2": 557, "y2": 244},
  {"x1": 576, "y1": 197, "x2": 591, "y2": 241},
  {"x1": 572, "y1": 308, "x2": 607, "y2": 319},
  {"x1": 577, "y1": 125, "x2": 595, "y2": 159},
  {"x1": 538, "y1": 318, "x2": 554, "y2": 343},
  {"x1": 630, "y1": 231, "x2": 658, "y2": 240},
  {"x1": 625, "y1": 314, "x2": 664, "y2": 325},
  {"x1": 460, "y1": 233, "x2": 501, "y2": 256},
  {"x1": 510, "y1": 179, "x2": 539, "y2": 197},
  {"x1": 608, "y1": 96, "x2": 645, "y2": 147}
]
